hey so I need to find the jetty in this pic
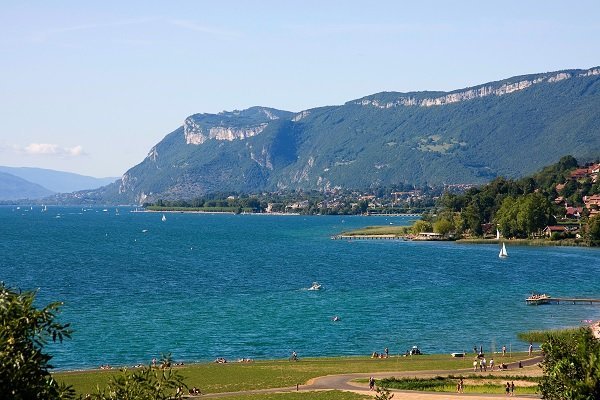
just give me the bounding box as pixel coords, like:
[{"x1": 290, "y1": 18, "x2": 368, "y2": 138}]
[
  {"x1": 330, "y1": 235, "x2": 406, "y2": 240},
  {"x1": 526, "y1": 294, "x2": 600, "y2": 305}
]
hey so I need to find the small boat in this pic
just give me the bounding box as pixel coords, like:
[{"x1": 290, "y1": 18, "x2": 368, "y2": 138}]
[
  {"x1": 451, "y1": 352, "x2": 466, "y2": 357},
  {"x1": 161, "y1": 214, "x2": 167, "y2": 222},
  {"x1": 499, "y1": 242, "x2": 508, "y2": 258},
  {"x1": 526, "y1": 293, "x2": 551, "y2": 305},
  {"x1": 308, "y1": 282, "x2": 322, "y2": 291}
]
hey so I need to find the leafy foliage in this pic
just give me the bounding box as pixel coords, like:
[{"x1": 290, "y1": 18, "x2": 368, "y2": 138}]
[
  {"x1": 538, "y1": 328, "x2": 600, "y2": 400},
  {"x1": 436, "y1": 156, "x2": 600, "y2": 240},
  {"x1": 0, "y1": 283, "x2": 74, "y2": 400},
  {"x1": 88, "y1": 354, "x2": 186, "y2": 400},
  {"x1": 374, "y1": 386, "x2": 394, "y2": 400},
  {"x1": 495, "y1": 193, "x2": 555, "y2": 238}
]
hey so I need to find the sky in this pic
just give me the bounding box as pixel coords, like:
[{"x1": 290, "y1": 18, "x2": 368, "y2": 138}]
[{"x1": 1, "y1": 1, "x2": 599, "y2": 178}]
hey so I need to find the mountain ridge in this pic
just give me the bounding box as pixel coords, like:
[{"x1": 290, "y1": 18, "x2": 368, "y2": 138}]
[
  {"x1": 53, "y1": 66, "x2": 600, "y2": 205},
  {"x1": 0, "y1": 166, "x2": 118, "y2": 199},
  {"x1": 0, "y1": 172, "x2": 55, "y2": 200}
]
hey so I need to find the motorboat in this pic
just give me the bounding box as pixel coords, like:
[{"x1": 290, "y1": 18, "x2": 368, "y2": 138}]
[
  {"x1": 308, "y1": 282, "x2": 322, "y2": 291},
  {"x1": 526, "y1": 293, "x2": 551, "y2": 305}
]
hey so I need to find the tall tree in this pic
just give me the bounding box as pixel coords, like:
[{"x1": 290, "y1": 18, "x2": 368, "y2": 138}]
[
  {"x1": 0, "y1": 283, "x2": 74, "y2": 400},
  {"x1": 539, "y1": 328, "x2": 600, "y2": 399}
]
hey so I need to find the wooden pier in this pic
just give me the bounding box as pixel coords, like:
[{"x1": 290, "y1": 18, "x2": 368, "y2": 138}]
[
  {"x1": 330, "y1": 235, "x2": 406, "y2": 240},
  {"x1": 526, "y1": 295, "x2": 600, "y2": 305}
]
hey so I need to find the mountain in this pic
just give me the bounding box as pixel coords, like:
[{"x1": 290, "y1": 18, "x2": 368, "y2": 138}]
[
  {"x1": 0, "y1": 166, "x2": 118, "y2": 194},
  {"x1": 61, "y1": 68, "x2": 600, "y2": 204},
  {"x1": 0, "y1": 172, "x2": 55, "y2": 200}
]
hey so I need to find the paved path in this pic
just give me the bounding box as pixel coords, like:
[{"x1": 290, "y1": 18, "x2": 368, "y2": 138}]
[{"x1": 192, "y1": 356, "x2": 543, "y2": 399}]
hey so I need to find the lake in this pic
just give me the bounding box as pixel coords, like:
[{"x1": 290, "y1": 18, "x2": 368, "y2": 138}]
[{"x1": 1, "y1": 206, "x2": 599, "y2": 370}]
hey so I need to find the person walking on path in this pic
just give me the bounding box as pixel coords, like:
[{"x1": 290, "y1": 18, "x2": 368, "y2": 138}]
[
  {"x1": 510, "y1": 381, "x2": 515, "y2": 396},
  {"x1": 502, "y1": 345, "x2": 506, "y2": 356},
  {"x1": 473, "y1": 360, "x2": 478, "y2": 371},
  {"x1": 369, "y1": 376, "x2": 375, "y2": 391},
  {"x1": 528, "y1": 342, "x2": 533, "y2": 356},
  {"x1": 506, "y1": 382, "x2": 510, "y2": 396}
]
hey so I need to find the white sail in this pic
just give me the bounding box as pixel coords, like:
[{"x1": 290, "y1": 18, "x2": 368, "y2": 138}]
[
  {"x1": 499, "y1": 243, "x2": 508, "y2": 258},
  {"x1": 161, "y1": 214, "x2": 167, "y2": 222}
]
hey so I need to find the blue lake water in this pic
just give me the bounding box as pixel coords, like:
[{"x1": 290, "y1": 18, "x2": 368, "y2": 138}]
[{"x1": 1, "y1": 205, "x2": 599, "y2": 370}]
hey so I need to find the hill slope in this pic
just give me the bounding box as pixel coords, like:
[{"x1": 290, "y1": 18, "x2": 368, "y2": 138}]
[
  {"x1": 0, "y1": 166, "x2": 118, "y2": 194},
  {"x1": 63, "y1": 68, "x2": 600, "y2": 204},
  {"x1": 0, "y1": 172, "x2": 55, "y2": 200}
]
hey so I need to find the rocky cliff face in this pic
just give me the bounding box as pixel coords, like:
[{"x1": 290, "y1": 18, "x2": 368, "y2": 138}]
[
  {"x1": 354, "y1": 67, "x2": 600, "y2": 109},
  {"x1": 184, "y1": 118, "x2": 268, "y2": 145}
]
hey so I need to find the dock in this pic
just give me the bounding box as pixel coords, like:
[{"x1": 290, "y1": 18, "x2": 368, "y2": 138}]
[
  {"x1": 330, "y1": 235, "x2": 406, "y2": 240},
  {"x1": 526, "y1": 295, "x2": 600, "y2": 305}
]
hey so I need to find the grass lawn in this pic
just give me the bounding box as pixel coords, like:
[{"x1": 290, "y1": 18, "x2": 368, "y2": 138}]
[
  {"x1": 373, "y1": 374, "x2": 539, "y2": 395},
  {"x1": 54, "y1": 353, "x2": 533, "y2": 396}
]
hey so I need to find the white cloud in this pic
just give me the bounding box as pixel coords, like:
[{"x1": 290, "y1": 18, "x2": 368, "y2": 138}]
[{"x1": 20, "y1": 143, "x2": 86, "y2": 157}]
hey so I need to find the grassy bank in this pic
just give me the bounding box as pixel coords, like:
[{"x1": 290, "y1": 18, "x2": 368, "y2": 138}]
[
  {"x1": 340, "y1": 225, "x2": 410, "y2": 237},
  {"x1": 377, "y1": 374, "x2": 539, "y2": 395},
  {"x1": 339, "y1": 225, "x2": 589, "y2": 247},
  {"x1": 55, "y1": 353, "x2": 534, "y2": 397},
  {"x1": 518, "y1": 327, "x2": 586, "y2": 343}
]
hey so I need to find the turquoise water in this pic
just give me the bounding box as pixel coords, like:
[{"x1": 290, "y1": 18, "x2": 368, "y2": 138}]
[{"x1": 1, "y1": 206, "x2": 599, "y2": 370}]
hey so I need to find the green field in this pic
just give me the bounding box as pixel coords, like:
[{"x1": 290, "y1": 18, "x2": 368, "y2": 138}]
[
  {"x1": 55, "y1": 353, "x2": 535, "y2": 397},
  {"x1": 340, "y1": 225, "x2": 410, "y2": 236}
]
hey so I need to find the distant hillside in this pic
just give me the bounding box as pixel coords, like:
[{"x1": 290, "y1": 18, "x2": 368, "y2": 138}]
[
  {"x1": 0, "y1": 172, "x2": 54, "y2": 200},
  {"x1": 0, "y1": 166, "x2": 118, "y2": 194},
  {"x1": 57, "y1": 67, "x2": 600, "y2": 204}
]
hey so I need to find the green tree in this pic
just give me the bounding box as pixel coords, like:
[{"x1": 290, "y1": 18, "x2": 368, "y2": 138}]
[
  {"x1": 411, "y1": 220, "x2": 433, "y2": 234},
  {"x1": 462, "y1": 204, "x2": 483, "y2": 236},
  {"x1": 538, "y1": 327, "x2": 600, "y2": 399},
  {"x1": 90, "y1": 354, "x2": 186, "y2": 400},
  {"x1": 495, "y1": 196, "x2": 520, "y2": 238},
  {"x1": 0, "y1": 283, "x2": 74, "y2": 400},
  {"x1": 433, "y1": 218, "x2": 453, "y2": 236},
  {"x1": 496, "y1": 194, "x2": 554, "y2": 238},
  {"x1": 588, "y1": 215, "x2": 600, "y2": 242}
]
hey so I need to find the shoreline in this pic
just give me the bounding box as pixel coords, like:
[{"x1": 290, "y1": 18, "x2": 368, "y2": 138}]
[
  {"x1": 53, "y1": 351, "x2": 536, "y2": 374},
  {"x1": 144, "y1": 209, "x2": 421, "y2": 217},
  {"x1": 56, "y1": 318, "x2": 600, "y2": 373},
  {"x1": 334, "y1": 233, "x2": 597, "y2": 247}
]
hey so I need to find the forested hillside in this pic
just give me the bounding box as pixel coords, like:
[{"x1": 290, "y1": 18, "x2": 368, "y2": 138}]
[{"x1": 54, "y1": 67, "x2": 600, "y2": 204}]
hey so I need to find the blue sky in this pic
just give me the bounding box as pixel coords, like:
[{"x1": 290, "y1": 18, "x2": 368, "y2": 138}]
[{"x1": 1, "y1": 1, "x2": 599, "y2": 177}]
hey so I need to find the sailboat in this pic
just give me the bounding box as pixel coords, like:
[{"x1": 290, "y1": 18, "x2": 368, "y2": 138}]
[
  {"x1": 499, "y1": 242, "x2": 508, "y2": 258},
  {"x1": 161, "y1": 214, "x2": 167, "y2": 222}
]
